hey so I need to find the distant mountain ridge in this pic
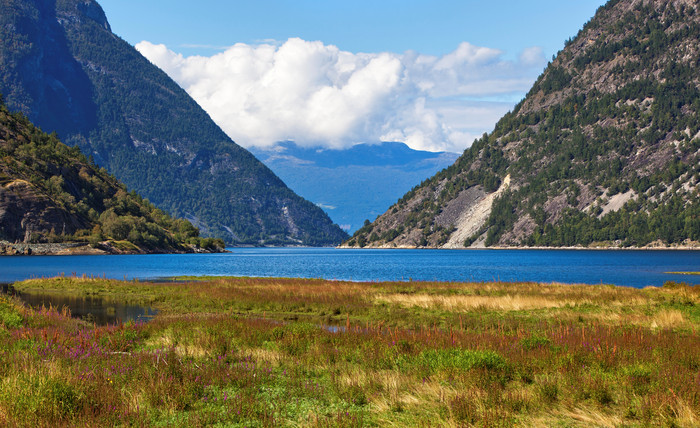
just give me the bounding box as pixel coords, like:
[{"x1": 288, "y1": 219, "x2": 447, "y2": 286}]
[
  {"x1": 251, "y1": 142, "x2": 458, "y2": 232},
  {"x1": 347, "y1": 0, "x2": 700, "y2": 249},
  {"x1": 257, "y1": 141, "x2": 458, "y2": 168},
  {"x1": 0, "y1": 0, "x2": 347, "y2": 246}
]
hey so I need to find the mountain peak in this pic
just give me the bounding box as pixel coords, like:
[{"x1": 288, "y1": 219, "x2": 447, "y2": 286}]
[
  {"x1": 346, "y1": 0, "x2": 700, "y2": 249},
  {"x1": 56, "y1": 0, "x2": 112, "y2": 31},
  {"x1": 0, "y1": 0, "x2": 347, "y2": 246}
]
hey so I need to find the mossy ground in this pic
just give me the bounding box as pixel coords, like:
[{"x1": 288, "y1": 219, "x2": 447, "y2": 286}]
[{"x1": 1, "y1": 276, "x2": 698, "y2": 426}]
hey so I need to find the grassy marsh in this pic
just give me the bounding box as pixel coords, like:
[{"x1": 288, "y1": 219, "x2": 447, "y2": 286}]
[{"x1": 1, "y1": 276, "x2": 698, "y2": 426}]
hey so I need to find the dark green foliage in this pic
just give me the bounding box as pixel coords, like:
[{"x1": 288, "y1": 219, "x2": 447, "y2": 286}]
[
  {"x1": 485, "y1": 192, "x2": 517, "y2": 246},
  {"x1": 539, "y1": 67, "x2": 572, "y2": 94},
  {"x1": 520, "y1": 335, "x2": 553, "y2": 350},
  {"x1": 0, "y1": 0, "x2": 347, "y2": 246}
]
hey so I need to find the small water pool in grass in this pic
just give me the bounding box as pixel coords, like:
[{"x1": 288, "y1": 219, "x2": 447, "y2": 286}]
[{"x1": 2, "y1": 284, "x2": 156, "y2": 325}]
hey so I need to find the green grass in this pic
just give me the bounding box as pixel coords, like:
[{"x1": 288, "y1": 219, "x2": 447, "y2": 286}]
[
  {"x1": 1, "y1": 276, "x2": 698, "y2": 426},
  {"x1": 0, "y1": 297, "x2": 23, "y2": 328},
  {"x1": 162, "y1": 275, "x2": 245, "y2": 281}
]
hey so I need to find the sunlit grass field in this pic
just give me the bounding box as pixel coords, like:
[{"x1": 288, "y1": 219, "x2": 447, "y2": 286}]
[{"x1": 1, "y1": 276, "x2": 698, "y2": 426}]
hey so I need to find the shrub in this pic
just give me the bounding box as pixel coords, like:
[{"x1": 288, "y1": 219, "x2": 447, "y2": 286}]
[
  {"x1": 0, "y1": 298, "x2": 23, "y2": 328},
  {"x1": 416, "y1": 349, "x2": 508, "y2": 374},
  {"x1": 537, "y1": 377, "x2": 559, "y2": 403},
  {"x1": 520, "y1": 334, "x2": 553, "y2": 350},
  {"x1": 624, "y1": 364, "x2": 655, "y2": 394},
  {"x1": 1, "y1": 374, "x2": 85, "y2": 423}
]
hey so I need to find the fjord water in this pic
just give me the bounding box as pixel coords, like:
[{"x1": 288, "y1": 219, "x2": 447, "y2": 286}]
[{"x1": 0, "y1": 248, "x2": 698, "y2": 287}]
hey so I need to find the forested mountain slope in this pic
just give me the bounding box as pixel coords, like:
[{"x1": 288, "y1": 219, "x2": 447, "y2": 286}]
[
  {"x1": 0, "y1": 0, "x2": 347, "y2": 246},
  {"x1": 0, "y1": 97, "x2": 223, "y2": 254},
  {"x1": 347, "y1": 0, "x2": 700, "y2": 249}
]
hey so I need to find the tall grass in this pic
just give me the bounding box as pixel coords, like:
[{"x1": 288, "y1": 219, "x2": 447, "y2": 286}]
[{"x1": 0, "y1": 276, "x2": 697, "y2": 426}]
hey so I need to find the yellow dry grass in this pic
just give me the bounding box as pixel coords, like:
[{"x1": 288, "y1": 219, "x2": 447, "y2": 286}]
[
  {"x1": 523, "y1": 405, "x2": 623, "y2": 428},
  {"x1": 376, "y1": 293, "x2": 590, "y2": 311},
  {"x1": 146, "y1": 333, "x2": 208, "y2": 358},
  {"x1": 371, "y1": 280, "x2": 689, "y2": 318},
  {"x1": 651, "y1": 309, "x2": 687, "y2": 330},
  {"x1": 369, "y1": 370, "x2": 445, "y2": 409},
  {"x1": 205, "y1": 278, "x2": 368, "y2": 297},
  {"x1": 175, "y1": 344, "x2": 208, "y2": 358},
  {"x1": 559, "y1": 406, "x2": 622, "y2": 427},
  {"x1": 336, "y1": 368, "x2": 369, "y2": 389},
  {"x1": 530, "y1": 396, "x2": 699, "y2": 428},
  {"x1": 669, "y1": 398, "x2": 699, "y2": 428},
  {"x1": 124, "y1": 388, "x2": 148, "y2": 415},
  {"x1": 246, "y1": 347, "x2": 284, "y2": 365},
  {"x1": 336, "y1": 368, "x2": 440, "y2": 420},
  {"x1": 578, "y1": 307, "x2": 694, "y2": 331}
]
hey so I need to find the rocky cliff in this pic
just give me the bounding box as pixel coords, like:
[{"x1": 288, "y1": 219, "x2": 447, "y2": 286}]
[
  {"x1": 347, "y1": 0, "x2": 700, "y2": 249},
  {"x1": 0, "y1": 179, "x2": 85, "y2": 243}
]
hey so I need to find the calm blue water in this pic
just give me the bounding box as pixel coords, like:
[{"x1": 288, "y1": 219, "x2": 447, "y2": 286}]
[{"x1": 0, "y1": 248, "x2": 698, "y2": 288}]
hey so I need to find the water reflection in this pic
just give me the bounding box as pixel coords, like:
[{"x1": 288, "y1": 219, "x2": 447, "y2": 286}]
[{"x1": 1, "y1": 284, "x2": 156, "y2": 326}]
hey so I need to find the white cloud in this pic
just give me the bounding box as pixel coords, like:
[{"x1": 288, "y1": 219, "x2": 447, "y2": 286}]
[{"x1": 136, "y1": 38, "x2": 546, "y2": 153}]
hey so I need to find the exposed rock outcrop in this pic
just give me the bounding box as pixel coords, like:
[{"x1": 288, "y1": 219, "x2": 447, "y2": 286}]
[
  {"x1": 0, "y1": 180, "x2": 86, "y2": 243},
  {"x1": 444, "y1": 175, "x2": 510, "y2": 248}
]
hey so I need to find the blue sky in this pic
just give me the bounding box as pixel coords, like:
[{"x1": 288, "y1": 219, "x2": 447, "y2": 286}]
[
  {"x1": 99, "y1": 0, "x2": 605, "y2": 58},
  {"x1": 98, "y1": 0, "x2": 607, "y2": 152}
]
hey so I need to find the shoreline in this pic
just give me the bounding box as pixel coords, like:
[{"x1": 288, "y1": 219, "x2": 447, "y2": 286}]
[
  {"x1": 338, "y1": 241, "x2": 700, "y2": 250},
  {"x1": 0, "y1": 240, "x2": 227, "y2": 256},
  {"x1": 4, "y1": 241, "x2": 698, "y2": 255},
  {"x1": 337, "y1": 245, "x2": 700, "y2": 250}
]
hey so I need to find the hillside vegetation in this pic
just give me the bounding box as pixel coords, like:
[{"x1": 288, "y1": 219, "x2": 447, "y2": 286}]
[
  {"x1": 348, "y1": 0, "x2": 700, "y2": 249},
  {"x1": 0, "y1": 96, "x2": 223, "y2": 254}
]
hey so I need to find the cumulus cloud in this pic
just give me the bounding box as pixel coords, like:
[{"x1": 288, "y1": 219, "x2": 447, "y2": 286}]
[{"x1": 137, "y1": 38, "x2": 546, "y2": 152}]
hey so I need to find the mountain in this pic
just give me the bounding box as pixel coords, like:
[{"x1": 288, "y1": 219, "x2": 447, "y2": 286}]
[
  {"x1": 0, "y1": 96, "x2": 224, "y2": 254},
  {"x1": 0, "y1": 0, "x2": 347, "y2": 246},
  {"x1": 250, "y1": 142, "x2": 459, "y2": 232},
  {"x1": 347, "y1": 0, "x2": 700, "y2": 249}
]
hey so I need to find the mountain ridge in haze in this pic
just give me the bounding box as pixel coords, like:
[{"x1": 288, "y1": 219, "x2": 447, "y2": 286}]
[{"x1": 251, "y1": 141, "x2": 459, "y2": 233}]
